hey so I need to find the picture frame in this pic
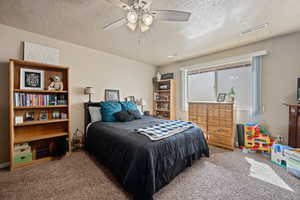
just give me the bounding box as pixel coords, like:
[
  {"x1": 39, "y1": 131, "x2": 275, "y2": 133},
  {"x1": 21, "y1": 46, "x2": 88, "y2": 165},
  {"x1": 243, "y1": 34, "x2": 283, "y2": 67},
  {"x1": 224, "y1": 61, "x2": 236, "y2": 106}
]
[
  {"x1": 125, "y1": 96, "x2": 135, "y2": 102},
  {"x1": 15, "y1": 116, "x2": 23, "y2": 124},
  {"x1": 24, "y1": 112, "x2": 35, "y2": 121},
  {"x1": 52, "y1": 111, "x2": 60, "y2": 119},
  {"x1": 61, "y1": 113, "x2": 68, "y2": 119},
  {"x1": 105, "y1": 89, "x2": 120, "y2": 102},
  {"x1": 39, "y1": 110, "x2": 48, "y2": 121},
  {"x1": 20, "y1": 68, "x2": 44, "y2": 90},
  {"x1": 217, "y1": 93, "x2": 227, "y2": 102}
]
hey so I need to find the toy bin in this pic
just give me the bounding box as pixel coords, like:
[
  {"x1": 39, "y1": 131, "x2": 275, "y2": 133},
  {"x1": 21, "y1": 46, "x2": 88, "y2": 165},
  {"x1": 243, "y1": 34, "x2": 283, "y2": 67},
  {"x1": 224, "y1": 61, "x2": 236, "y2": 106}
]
[
  {"x1": 287, "y1": 158, "x2": 300, "y2": 178},
  {"x1": 271, "y1": 144, "x2": 292, "y2": 168}
]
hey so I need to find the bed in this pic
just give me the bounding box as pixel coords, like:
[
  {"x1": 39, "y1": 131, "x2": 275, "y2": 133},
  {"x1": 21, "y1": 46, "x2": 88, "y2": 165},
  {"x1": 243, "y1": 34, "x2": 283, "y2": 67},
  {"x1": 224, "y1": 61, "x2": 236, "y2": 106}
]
[{"x1": 84, "y1": 103, "x2": 209, "y2": 200}]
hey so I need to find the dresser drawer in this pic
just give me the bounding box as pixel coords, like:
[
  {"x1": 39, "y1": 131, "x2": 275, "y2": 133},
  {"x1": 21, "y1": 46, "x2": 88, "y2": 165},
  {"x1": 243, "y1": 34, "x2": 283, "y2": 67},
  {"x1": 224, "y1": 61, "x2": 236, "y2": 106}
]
[
  {"x1": 208, "y1": 127, "x2": 232, "y2": 135},
  {"x1": 209, "y1": 134, "x2": 233, "y2": 146},
  {"x1": 219, "y1": 104, "x2": 232, "y2": 110},
  {"x1": 219, "y1": 120, "x2": 233, "y2": 128},
  {"x1": 219, "y1": 109, "x2": 233, "y2": 120},
  {"x1": 208, "y1": 117, "x2": 219, "y2": 126}
]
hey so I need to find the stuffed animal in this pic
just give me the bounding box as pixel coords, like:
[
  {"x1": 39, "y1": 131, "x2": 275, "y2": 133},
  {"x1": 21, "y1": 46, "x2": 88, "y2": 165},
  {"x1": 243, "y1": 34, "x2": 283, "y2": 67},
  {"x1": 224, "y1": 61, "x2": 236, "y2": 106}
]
[{"x1": 48, "y1": 75, "x2": 63, "y2": 91}]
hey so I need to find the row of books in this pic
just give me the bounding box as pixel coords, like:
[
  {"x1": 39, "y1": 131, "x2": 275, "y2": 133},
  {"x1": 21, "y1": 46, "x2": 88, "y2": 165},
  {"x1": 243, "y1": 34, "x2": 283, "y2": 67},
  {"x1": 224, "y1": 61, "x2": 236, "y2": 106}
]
[{"x1": 14, "y1": 93, "x2": 67, "y2": 107}]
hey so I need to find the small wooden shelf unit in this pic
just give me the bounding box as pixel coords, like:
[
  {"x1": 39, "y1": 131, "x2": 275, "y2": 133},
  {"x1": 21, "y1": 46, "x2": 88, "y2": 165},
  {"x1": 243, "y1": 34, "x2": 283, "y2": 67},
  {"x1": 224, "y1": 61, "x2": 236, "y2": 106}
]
[
  {"x1": 153, "y1": 79, "x2": 176, "y2": 120},
  {"x1": 9, "y1": 59, "x2": 71, "y2": 170}
]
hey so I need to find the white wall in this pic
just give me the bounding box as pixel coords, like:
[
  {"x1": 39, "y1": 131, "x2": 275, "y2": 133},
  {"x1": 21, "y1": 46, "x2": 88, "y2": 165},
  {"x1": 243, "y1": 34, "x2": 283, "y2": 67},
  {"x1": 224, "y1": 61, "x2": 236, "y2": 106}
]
[
  {"x1": 158, "y1": 31, "x2": 300, "y2": 142},
  {"x1": 0, "y1": 24, "x2": 156, "y2": 163}
]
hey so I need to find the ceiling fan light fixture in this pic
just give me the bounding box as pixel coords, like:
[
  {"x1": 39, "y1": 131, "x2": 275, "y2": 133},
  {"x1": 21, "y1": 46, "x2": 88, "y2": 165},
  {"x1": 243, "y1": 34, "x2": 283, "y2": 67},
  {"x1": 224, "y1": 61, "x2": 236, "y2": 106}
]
[
  {"x1": 142, "y1": 13, "x2": 153, "y2": 26},
  {"x1": 126, "y1": 22, "x2": 137, "y2": 31},
  {"x1": 127, "y1": 11, "x2": 138, "y2": 24},
  {"x1": 140, "y1": 23, "x2": 150, "y2": 32}
]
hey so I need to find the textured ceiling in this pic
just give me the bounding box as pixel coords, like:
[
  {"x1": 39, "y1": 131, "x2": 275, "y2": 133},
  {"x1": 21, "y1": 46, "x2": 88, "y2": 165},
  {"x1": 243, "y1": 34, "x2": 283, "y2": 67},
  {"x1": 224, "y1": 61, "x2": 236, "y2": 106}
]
[{"x1": 0, "y1": 0, "x2": 300, "y2": 66}]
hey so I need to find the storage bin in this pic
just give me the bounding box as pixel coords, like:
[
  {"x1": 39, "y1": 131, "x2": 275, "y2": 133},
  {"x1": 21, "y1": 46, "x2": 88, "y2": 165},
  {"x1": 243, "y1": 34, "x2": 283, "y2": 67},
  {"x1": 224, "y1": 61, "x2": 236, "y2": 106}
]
[
  {"x1": 14, "y1": 143, "x2": 29, "y2": 150},
  {"x1": 14, "y1": 146, "x2": 31, "y2": 156},
  {"x1": 287, "y1": 158, "x2": 300, "y2": 178},
  {"x1": 14, "y1": 152, "x2": 32, "y2": 165}
]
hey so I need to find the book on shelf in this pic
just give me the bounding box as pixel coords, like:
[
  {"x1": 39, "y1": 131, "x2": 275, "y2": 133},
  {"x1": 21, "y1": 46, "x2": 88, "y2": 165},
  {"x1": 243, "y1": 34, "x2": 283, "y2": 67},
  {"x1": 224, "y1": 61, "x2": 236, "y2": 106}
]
[{"x1": 14, "y1": 93, "x2": 67, "y2": 107}]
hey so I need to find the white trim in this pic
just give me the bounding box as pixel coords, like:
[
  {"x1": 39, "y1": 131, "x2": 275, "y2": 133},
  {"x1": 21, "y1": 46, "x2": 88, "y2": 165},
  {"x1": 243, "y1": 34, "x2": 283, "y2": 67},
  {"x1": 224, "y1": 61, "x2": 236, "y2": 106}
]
[
  {"x1": 180, "y1": 50, "x2": 267, "y2": 71},
  {"x1": 0, "y1": 162, "x2": 9, "y2": 169}
]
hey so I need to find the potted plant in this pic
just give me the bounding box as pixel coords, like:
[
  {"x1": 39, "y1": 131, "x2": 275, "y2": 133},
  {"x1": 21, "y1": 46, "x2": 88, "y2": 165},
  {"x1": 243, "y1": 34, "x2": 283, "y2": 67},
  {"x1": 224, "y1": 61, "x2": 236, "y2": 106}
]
[{"x1": 228, "y1": 87, "x2": 236, "y2": 102}]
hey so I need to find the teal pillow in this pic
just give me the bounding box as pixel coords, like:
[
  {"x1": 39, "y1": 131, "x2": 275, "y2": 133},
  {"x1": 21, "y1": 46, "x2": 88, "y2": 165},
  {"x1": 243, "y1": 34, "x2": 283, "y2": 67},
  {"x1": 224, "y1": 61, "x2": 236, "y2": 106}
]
[
  {"x1": 120, "y1": 101, "x2": 138, "y2": 111},
  {"x1": 100, "y1": 101, "x2": 122, "y2": 122}
]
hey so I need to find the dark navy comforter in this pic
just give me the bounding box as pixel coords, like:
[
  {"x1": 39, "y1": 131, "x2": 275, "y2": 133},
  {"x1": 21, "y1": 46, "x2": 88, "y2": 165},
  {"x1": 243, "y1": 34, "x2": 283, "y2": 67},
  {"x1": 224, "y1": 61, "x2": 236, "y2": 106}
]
[{"x1": 86, "y1": 116, "x2": 209, "y2": 199}]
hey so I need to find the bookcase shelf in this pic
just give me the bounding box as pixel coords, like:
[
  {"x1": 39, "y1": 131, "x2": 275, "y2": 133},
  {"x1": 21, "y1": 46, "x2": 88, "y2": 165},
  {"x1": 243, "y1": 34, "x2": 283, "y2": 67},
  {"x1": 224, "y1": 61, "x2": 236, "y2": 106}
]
[
  {"x1": 9, "y1": 59, "x2": 71, "y2": 170},
  {"x1": 14, "y1": 89, "x2": 68, "y2": 93},
  {"x1": 153, "y1": 79, "x2": 176, "y2": 120},
  {"x1": 14, "y1": 105, "x2": 68, "y2": 109},
  {"x1": 14, "y1": 156, "x2": 55, "y2": 169},
  {"x1": 14, "y1": 119, "x2": 69, "y2": 127},
  {"x1": 15, "y1": 132, "x2": 68, "y2": 144}
]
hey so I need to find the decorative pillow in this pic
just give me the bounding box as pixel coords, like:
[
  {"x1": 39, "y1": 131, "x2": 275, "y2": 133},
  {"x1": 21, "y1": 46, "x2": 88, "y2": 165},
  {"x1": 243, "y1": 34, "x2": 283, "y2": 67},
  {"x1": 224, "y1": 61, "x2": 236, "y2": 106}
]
[
  {"x1": 120, "y1": 101, "x2": 138, "y2": 111},
  {"x1": 88, "y1": 106, "x2": 102, "y2": 122},
  {"x1": 100, "y1": 101, "x2": 122, "y2": 122},
  {"x1": 128, "y1": 109, "x2": 142, "y2": 119},
  {"x1": 136, "y1": 105, "x2": 144, "y2": 116},
  {"x1": 114, "y1": 111, "x2": 135, "y2": 122}
]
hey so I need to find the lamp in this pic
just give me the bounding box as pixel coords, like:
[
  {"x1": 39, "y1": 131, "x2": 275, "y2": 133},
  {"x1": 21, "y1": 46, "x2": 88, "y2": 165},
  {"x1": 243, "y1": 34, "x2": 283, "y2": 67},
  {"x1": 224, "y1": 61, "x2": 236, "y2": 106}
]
[
  {"x1": 141, "y1": 99, "x2": 147, "y2": 112},
  {"x1": 84, "y1": 87, "x2": 96, "y2": 103}
]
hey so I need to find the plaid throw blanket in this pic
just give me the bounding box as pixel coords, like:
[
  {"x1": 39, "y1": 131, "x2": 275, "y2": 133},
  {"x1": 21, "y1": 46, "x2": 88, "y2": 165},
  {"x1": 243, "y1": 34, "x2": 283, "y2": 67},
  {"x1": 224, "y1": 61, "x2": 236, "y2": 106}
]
[{"x1": 136, "y1": 120, "x2": 194, "y2": 141}]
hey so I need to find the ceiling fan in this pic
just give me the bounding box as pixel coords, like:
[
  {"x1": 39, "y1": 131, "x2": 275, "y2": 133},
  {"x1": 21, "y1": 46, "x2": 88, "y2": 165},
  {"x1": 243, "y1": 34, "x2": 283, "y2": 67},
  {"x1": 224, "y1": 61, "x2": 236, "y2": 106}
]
[{"x1": 103, "y1": 0, "x2": 192, "y2": 32}]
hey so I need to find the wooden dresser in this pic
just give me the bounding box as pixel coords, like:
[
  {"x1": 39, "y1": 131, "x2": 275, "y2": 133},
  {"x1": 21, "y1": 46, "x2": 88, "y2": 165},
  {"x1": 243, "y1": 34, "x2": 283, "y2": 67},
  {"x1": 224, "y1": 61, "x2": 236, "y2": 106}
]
[
  {"x1": 284, "y1": 103, "x2": 300, "y2": 147},
  {"x1": 188, "y1": 102, "x2": 235, "y2": 150}
]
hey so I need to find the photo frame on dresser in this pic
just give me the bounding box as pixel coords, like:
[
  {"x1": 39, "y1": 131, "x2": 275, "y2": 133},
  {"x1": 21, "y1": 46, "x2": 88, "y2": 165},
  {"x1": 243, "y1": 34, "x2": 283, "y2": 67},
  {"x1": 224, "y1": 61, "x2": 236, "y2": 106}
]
[{"x1": 217, "y1": 93, "x2": 227, "y2": 102}]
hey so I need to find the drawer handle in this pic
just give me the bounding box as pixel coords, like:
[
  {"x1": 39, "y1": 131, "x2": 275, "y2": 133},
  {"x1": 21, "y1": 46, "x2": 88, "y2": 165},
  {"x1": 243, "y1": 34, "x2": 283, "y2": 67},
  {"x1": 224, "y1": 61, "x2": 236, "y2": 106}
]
[{"x1": 20, "y1": 156, "x2": 26, "y2": 160}]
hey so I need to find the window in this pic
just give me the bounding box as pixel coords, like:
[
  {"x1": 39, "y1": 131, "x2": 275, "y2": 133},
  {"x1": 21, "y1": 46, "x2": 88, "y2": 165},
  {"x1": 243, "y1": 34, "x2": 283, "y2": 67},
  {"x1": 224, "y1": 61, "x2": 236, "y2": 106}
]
[
  {"x1": 188, "y1": 71, "x2": 216, "y2": 101},
  {"x1": 182, "y1": 53, "x2": 264, "y2": 122},
  {"x1": 187, "y1": 65, "x2": 252, "y2": 122}
]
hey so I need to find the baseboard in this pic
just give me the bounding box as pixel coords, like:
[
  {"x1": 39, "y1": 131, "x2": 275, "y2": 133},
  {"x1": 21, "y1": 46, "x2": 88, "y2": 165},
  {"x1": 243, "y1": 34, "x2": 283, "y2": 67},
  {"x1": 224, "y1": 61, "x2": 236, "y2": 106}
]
[{"x1": 0, "y1": 162, "x2": 9, "y2": 169}]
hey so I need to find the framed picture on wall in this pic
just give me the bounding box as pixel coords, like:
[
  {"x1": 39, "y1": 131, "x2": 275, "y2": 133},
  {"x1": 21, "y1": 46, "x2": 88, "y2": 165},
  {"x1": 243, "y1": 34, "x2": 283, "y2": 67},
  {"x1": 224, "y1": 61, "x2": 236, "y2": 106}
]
[
  {"x1": 20, "y1": 68, "x2": 44, "y2": 90},
  {"x1": 105, "y1": 89, "x2": 120, "y2": 102}
]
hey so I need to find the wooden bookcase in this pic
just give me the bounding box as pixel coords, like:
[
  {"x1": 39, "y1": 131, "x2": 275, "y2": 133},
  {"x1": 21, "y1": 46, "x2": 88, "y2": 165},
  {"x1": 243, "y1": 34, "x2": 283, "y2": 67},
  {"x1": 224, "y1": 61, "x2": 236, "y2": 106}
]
[
  {"x1": 153, "y1": 79, "x2": 176, "y2": 120},
  {"x1": 9, "y1": 59, "x2": 71, "y2": 170}
]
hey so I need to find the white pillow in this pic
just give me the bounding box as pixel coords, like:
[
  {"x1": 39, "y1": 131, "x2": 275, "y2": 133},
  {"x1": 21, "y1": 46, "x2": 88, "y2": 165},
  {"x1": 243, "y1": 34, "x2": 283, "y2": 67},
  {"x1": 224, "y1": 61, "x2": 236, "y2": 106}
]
[
  {"x1": 137, "y1": 105, "x2": 144, "y2": 116},
  {"x1": 89, "y1": 107, "x2": 102, "y2": 122}
]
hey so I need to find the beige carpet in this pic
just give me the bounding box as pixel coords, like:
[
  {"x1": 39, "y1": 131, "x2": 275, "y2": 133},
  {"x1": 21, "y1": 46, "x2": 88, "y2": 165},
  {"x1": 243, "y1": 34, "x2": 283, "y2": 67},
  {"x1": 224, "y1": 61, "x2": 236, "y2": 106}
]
[{"x1": 0, "y1": 146, "x2": 299, "y2": 200}]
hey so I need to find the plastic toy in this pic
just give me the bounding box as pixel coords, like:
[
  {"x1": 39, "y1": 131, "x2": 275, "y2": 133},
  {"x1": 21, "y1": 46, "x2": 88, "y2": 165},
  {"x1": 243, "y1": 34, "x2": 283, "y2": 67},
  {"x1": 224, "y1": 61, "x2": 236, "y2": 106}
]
[
  {"x1": 271, "y1": 144, "x2": 293, "y2": 168},
  {"x1": 285, "y1": 148, "x2": 300, "y2": 178},
  {"x1": 243, "y1": 123, "x2": 275, "y2": 152}
]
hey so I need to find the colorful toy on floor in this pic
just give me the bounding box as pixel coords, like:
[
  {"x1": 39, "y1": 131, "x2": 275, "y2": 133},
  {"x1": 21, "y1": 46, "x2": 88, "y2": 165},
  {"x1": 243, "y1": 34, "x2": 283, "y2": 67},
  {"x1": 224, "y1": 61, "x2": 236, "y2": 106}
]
[
  {"x1": 285, "y1": 148, "x2": 300, "y2": 178},
  {"x1": 271, "y1": 144, "x2": 300, "y2": 178},
  {"x1": 243, "y1": 123, "x2": 275, "y2": 153},
  {"x1": 271, "y1": 144, "x2": 292, "y2": 168}
]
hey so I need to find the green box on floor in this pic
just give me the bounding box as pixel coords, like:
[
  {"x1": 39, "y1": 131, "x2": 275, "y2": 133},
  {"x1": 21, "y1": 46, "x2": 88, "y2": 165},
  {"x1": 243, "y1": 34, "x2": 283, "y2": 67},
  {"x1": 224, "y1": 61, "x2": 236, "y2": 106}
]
[{"x1": 14, "y1": 152, "x2": 32, "y2": 165}]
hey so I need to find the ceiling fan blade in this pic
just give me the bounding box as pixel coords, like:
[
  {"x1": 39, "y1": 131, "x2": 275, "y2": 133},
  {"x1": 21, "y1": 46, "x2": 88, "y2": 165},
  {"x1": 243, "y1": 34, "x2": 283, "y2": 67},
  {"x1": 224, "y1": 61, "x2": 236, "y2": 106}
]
[
  {"x1": 138, "y1": 0, "x2": 152, "y2": 9},
  {"x1": 105, "y1": 0, "x2": 131, "y2": 10},
  {"x1": 151, "y1": 10, "x2": 191, "y2": 22},
  {"x1": 103, "y1": 17, "x2": 127, "y2": 31}
]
